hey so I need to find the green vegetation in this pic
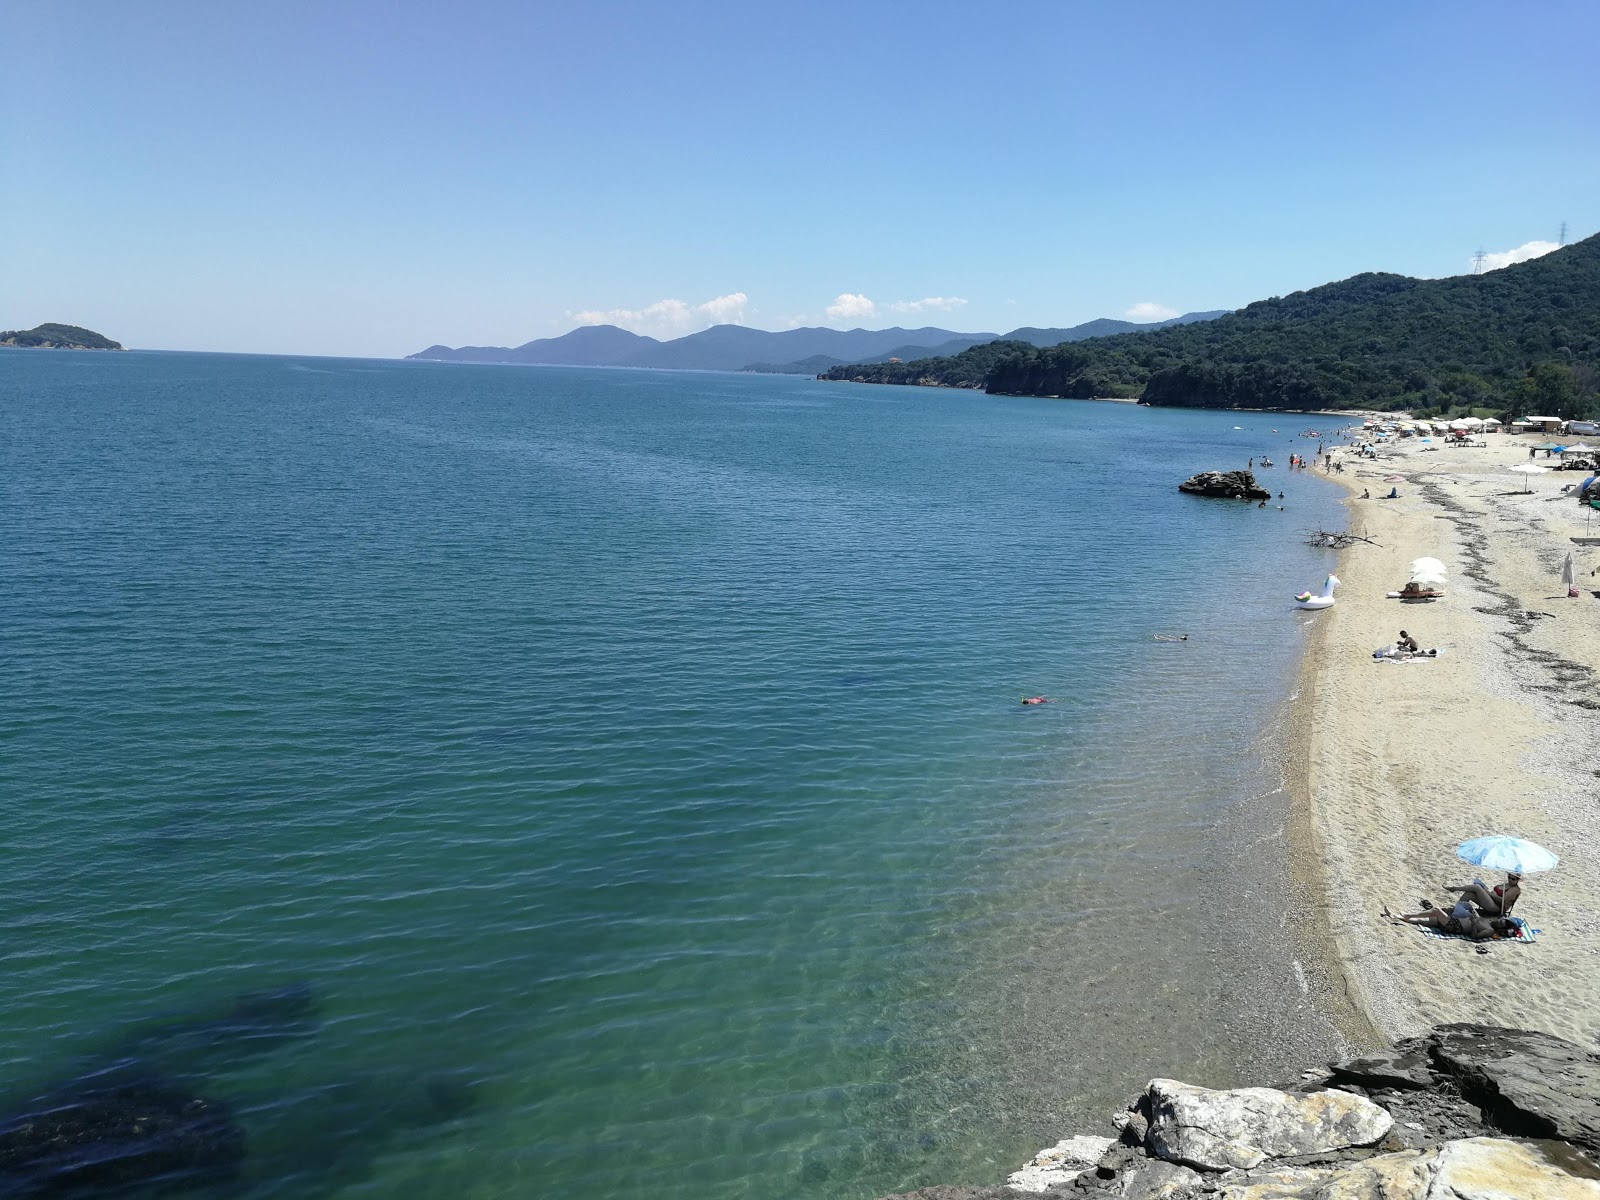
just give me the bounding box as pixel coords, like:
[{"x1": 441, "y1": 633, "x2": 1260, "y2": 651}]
[
  {"x1": 0, "y1": 323, "x2": 124, "y2": 350},
  {"x1": 822, "y1": 340, "x2": 1044, "y2": 389},
  {"x1": 821, "y1": 235, "x2": 1600, "y2": 417}
]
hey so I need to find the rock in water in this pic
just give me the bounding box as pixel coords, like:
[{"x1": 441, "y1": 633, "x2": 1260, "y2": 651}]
[
  {"x1": 1178, "y1": 470, "x2": 1271, "y2": 500},
  {"x1": 0, "y1": 1074, "x2": 244, "y2": 1196},
  {"x1": 1143, "y1": 1078, "x2": 1393, "y2": 1171}
]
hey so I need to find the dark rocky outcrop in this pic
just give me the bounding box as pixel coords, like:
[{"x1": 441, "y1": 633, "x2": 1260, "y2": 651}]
[
  {"x1": 1177, "y1": 470, "x2": 1271, "y2": 501},
  {"x1": 0, "y1": 1074, "x2": 243, "y2": 1196},
  {"x1": 0, "y1": 984, "x2": 318, "y2": 1197},
  {"x1": 1424, "y1": 1023, "x2": 1600, "y2": 1154}
]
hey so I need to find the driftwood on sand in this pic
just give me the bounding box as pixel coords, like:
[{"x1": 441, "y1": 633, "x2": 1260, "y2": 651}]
[{"x1": 1306, "y1": 529, "x2": 1382, "y2": 549}]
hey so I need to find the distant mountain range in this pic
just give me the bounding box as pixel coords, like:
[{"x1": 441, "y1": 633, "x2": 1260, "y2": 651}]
[{"x1": 406, "y1": 311, "x2": 1229, "y2": 374}]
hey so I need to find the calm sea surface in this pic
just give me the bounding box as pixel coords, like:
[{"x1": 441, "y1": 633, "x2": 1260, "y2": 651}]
[{"x1": 1, "y1": 351, "x2": 1349, "y2": 1199}]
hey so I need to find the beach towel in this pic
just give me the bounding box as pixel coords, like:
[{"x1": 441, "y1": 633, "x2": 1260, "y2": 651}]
[
  {"x1": 1372, "y1": 648, "x2": 1445, "y2": 663},
  {"x1": 1416, "y1": 916, "x2": 1539, "y2": 945}
]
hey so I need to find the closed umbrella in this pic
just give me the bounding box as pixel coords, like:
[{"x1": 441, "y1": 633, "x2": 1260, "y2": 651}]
[{"x1": 1562, "y1": 552, "x2": 1577, "y2": 596}]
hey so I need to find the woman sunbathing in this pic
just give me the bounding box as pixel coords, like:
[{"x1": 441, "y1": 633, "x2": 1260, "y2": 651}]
[
  {"x1": 1445, "y1": 875, "x2": 1520, "y2": 918},
  {"x1": 1398, "y1": 581, "x2": 1445, "y2": 599},
  {"x1": 1394, "y1": 902, "x2": 1515, "y2": 942}
]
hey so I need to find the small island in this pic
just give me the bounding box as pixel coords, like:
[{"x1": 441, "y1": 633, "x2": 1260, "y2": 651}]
[{"x1": 0, "y1": 323, "x2": 124, "y2": 351}]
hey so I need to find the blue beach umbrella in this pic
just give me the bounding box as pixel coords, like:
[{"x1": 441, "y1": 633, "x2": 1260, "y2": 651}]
[{"x1": 1456, "y1": 836, "x2": 1559, "y2": 876}]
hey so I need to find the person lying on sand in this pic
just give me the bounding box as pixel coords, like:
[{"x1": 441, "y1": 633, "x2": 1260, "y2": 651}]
[
  {"x1": 1446, "y1": 875, "x2": 1521, "y2": 918},
  {"x1": 1392, "y1": 902, "x2": 1516, "y2": 942}
]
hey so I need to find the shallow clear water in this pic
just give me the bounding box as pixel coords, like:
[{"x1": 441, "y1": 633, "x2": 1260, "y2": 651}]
[{"x1": 1, "y1": 350, "x2": 1347, "y2": 1198}]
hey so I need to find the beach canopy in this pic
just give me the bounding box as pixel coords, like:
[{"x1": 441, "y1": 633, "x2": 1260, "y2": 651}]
[
  {"x1": 1560, "y1": 443, "x2": 1596, "y2": 454},
  {"x1": 1480, "y1": 417, "x2": 1501, "y2": 426},
  {"x1": 1456, "y1": 835, "x2": 1558, "y2": 876}
]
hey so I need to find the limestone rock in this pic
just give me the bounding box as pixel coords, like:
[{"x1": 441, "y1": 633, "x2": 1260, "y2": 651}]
[
  {"x1": 1430, "y1": 1137, "x2": 1600, "y2": 1199},
  {"x1": 1006, "y1": 1134, "x2": 1115, "y2": 1192},
  {"x1": 1213, "y1": 1138, "x2": 1600, "y2": 1199},
  {"x1": 1215, "y1": 1149, "x2": 1430, "y2": 1198},
  {"x1": 1114, "y1": 1158, "x2": 1205, "y2": 1198},
  {"x1": 1144, "y1": 1079, "x2": 1393, "y2": 1172},
  {"x1": 1114, "y1": 1104, "x2": 1151, "y2": 1147},
  {"x1": 1177, "y1": 470, "x2": 1271, "y2": 501}
]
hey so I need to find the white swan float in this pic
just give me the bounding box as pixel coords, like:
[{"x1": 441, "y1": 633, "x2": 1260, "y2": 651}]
[{"x1": 1295, "y1": 574, "x2": 1340, "y2": 610}]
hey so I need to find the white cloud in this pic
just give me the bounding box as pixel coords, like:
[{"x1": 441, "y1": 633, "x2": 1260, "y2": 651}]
[
  {"x1": 698, "y1": 292, "x2": 749, "y2": 324},
  {"x1": 889, "y1": 296, "x2": 968, "y2": 314},
  {"x1": 1126, "y1": 301, "x2": 1180, "y2": 322},
  {"x1": 825, "y1": 293, "x2": 877, "y2": 321},
  {"x1": 570, "y1": 292, "x2": 749, "y2": 335},
  {"x1": 1478, "y1": 241, "x2": 1560, "y2": 272},
  {"x1": 822, "y1": 293, "x2": 970, "y2": 322}
]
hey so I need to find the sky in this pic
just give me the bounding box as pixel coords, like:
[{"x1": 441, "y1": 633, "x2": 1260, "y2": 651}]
[{"x1": 4, "y1": 0, "x2": 1598, "y2": 357}]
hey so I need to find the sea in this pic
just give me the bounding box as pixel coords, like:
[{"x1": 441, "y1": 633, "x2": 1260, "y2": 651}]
[{"x1": 1, "y1": 350, "x2": 1351, "y2": 1199}]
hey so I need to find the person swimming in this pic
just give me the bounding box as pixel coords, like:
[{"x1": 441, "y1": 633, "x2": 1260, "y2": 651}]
[
  {"x1": 1020, "y1": 696, "x2": 1051, "y2": 706},
  {"x1": 1153, "y1": 634, "x2": 1189, "y2": 642}
]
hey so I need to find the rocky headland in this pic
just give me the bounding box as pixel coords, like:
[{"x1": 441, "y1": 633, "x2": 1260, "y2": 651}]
[
  {"x1": 0, "y1": 323, "x2": 124, "y2": 351},
  {"x1": 881, "y1": 1024, "x2": 1600, "y2": 1198}
]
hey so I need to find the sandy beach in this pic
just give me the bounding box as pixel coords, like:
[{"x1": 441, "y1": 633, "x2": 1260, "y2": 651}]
[{"x1": 1287, "y1": 427, "x2": 1600, "y2": 1048}]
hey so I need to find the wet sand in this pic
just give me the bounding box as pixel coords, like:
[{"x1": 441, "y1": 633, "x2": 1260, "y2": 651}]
[{"x1": 1288, "y1": 431, "x2": 1600, "y2": 1045}]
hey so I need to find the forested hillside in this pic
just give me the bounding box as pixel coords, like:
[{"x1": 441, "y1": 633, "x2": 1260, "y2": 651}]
[
  {"x1": 821, "y1": 236, "x2": 1600, "y2": 417},
  {"x1": 0, "y1": 323, "x2": 123, "y2": 350}
]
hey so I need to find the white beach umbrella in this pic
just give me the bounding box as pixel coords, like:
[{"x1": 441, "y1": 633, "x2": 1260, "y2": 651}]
[
  {"x1": 1456, "y1": 835, "x2": 1558, "y2": 876},
  {"x1": 1408, "y1": 557, "x2": 1447, "y2": 588},
  {"x1": 1508, "y1": 462, "x2": 1551, "y2": 493},
  {"x1": 1480, "y1": 417, "x2": 1501, "y2": 426}
]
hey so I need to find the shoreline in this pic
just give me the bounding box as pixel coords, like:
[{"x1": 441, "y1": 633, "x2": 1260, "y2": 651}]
[{"x1": 1285, "y1": 433, "x2": 1600, "y2": 1046}]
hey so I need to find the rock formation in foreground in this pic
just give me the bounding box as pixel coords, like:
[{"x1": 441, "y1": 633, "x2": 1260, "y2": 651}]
[
  {"x1": 1177, "y1": 470, "x2": 1272, "y2": 501},
  {"x1": 881, "y1": 1023, "x2": 1600, "y2": 1199}
]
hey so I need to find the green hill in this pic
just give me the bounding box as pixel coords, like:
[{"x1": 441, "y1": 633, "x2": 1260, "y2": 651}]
[
  {"x1": 822, "y1": 236, "x2": 1600, "y2": 417},
  {"x1": 0, "y1": 323, "x2": 124, "y2": 350}
]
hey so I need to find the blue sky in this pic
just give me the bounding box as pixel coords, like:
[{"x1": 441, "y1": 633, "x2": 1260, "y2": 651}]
[{"x1": 4, "y1": 0, "x2": 1597, "y2": 357}]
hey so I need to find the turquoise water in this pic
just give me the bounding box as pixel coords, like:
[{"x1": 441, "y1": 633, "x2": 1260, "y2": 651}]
[{"x1": 1, "y1": 351, "x2": 1348, "y2": 1199}]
